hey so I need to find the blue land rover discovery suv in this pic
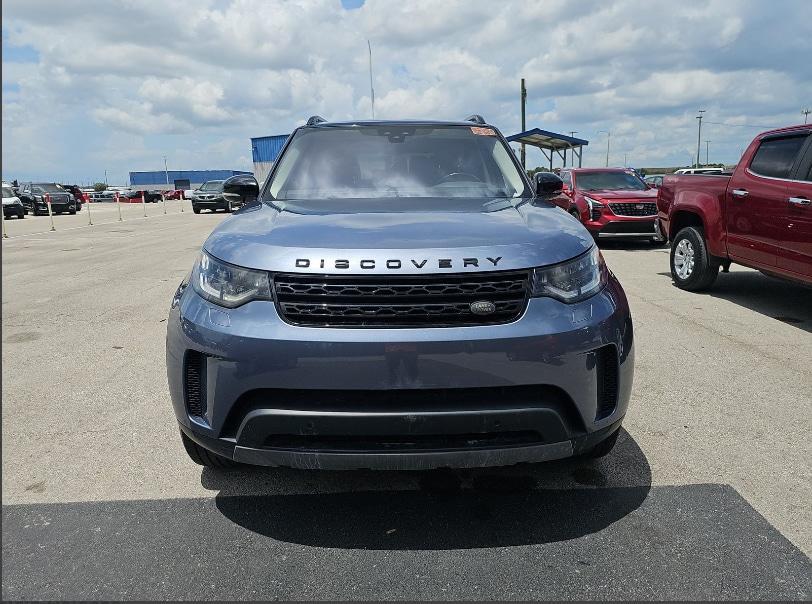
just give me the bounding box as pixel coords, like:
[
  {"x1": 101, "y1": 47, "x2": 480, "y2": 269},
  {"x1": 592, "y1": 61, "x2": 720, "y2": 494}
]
[{"x1": 166, "y1": 116, "x2": 634, "y2": 470}]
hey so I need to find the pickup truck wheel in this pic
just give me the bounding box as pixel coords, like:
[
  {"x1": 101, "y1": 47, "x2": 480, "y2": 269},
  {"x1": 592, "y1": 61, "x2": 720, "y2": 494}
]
[
  {"x1": 180, "y1": 431, "x2": 239, "y2": 469},
  {"x1": 671, "y1": 226, "x2": 719, "y2": 291}
]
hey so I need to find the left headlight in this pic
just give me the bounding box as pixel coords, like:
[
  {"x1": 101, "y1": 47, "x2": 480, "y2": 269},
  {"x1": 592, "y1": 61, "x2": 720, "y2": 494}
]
[
  {"x1": 584, "y1": 196, "x2": 603, "y2": 212},
  {"x1": 191, "y1": 250, "x2": 272, "y2": 308},
  {"x1": 530, "y1": 246, "x2": 608, "y2": 303}
]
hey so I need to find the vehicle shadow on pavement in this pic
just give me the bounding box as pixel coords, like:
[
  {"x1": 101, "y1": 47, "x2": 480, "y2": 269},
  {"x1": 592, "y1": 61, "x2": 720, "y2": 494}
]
[
  {"x1": 706, "y1": 271, "x2": 812, "y2": 333},
  {"x1": 596, "y1": 241, "x2": 669, "y2": 252},
  {"x1": 202, "y1": 428, "x2": 652, "y2": 550},
  {"x1": 656, "y1": 269, "x2": 811, "y2": 333}
]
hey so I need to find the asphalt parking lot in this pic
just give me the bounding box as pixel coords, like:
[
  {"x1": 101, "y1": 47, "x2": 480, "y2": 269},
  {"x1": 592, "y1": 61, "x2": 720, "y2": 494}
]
[{"x1": 2, "y1": 208, "x2": 811, "y2": 600}]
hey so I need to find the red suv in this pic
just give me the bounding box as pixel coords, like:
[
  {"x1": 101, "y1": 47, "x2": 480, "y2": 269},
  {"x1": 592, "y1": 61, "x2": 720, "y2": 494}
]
[{"x1": 559, "y1": 168, "x2": 662, "y2": 242}]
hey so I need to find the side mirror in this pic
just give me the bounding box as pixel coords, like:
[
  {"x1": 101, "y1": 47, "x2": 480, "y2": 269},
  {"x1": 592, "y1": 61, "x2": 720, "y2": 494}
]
[
  {"x1": 223, "y1": 175, "x2": 259, "y2": 205},
  {"x1": 534, "y1": 172, "x2": 564, "y2": 196}
]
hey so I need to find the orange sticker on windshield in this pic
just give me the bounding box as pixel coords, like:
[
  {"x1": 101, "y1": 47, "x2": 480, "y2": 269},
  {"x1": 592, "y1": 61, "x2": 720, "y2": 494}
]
[{"x1": 471, "y1": 127, "x2": 496, "y2": 136}]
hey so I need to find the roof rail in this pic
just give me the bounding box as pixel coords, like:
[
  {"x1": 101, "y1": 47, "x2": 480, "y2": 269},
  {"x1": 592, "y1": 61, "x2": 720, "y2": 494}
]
[
  {"x1": 306, "y1": 115, "x2": 327, "y2": 126},
  {"x1": 464, "y1": 114, "x2": 486, "y2": 125}
]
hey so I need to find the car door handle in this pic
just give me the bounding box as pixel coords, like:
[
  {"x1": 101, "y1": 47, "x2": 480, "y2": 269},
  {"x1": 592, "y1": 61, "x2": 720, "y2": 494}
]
[
  {"x1": 731, "y1": 188, "x2": 749, "y2": 198},
  {"x1": 788, "y1": 196, "x2": 811, "y2": 206}
]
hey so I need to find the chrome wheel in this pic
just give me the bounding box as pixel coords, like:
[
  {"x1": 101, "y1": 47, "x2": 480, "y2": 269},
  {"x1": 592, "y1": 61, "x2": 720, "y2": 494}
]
[{"x1": 673, "y1": 238, "x2": 695, "y2": 279}]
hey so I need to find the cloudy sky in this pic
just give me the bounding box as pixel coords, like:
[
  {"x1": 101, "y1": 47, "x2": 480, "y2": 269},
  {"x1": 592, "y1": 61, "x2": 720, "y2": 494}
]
[{"x1": 2, "y1": 0, "x2": 811, "y2": 185}]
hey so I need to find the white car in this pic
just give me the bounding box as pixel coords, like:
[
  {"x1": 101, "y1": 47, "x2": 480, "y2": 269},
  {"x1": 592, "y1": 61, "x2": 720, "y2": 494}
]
[{"x1": 2, "y1": 186, "x2": 25, "y2": 219}]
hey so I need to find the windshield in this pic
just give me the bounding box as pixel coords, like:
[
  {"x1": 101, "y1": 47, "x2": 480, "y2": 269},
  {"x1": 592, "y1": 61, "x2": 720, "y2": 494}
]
[
  {"x1": 2, "y1": 187, "x2": 14, "y2": 198},
  {"x1": 267, "y1": 125, "x2": 530, "y2": 200},
  {"x1": 201, "y1": 181, "x2": 224, "y2": 191},
  {"x1": 37, "y1": 183, "x2": 67, "y2": 194},
  {"x1": 575, "y1": 171, "x2": 647, "y2": 191}
]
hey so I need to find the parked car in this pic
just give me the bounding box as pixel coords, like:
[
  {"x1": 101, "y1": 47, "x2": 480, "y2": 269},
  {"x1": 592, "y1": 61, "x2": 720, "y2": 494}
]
[
  {"x1": 657, "y1": 124, "x2": 812, "y2": 290},
  {"x1": 191, "y1": 180, "x2": 235, "y2": 213},
  {"x1": 167, "y1": 115, "x2": 634, "y2": 470},
  {"x1": 2, "y1": 186, "x2": 25, "y2": 219},
  {"x1": 162, "y1": 189, "x2": 183, "y2": 200},
  {"x1": 644, "y1": 174, "x2": 665, "y2": 188},
  {"x1": 87, "y1": 191, "x2": 115, "y2": 202},
  {"x1": 17, "y1": 183, "x2": 77, "y2": 215},
  {"x1": 60, "y1": 185, "x2": 86, "y2": 210},
  {"x1": 558, "y1": 168, "x2": 662, "y2": 242},
  {"x1": 120, "y1": 189, "x2": 161, "y2": 203}
]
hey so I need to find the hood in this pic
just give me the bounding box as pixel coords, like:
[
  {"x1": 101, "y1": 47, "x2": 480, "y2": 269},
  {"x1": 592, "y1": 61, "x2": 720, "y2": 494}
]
[
  {"x1": 203, "y1": 197, "x2": 594, "y2": 274},
  {"x1": 580, "y1": 189, "x2": 657, "y2": 201}
]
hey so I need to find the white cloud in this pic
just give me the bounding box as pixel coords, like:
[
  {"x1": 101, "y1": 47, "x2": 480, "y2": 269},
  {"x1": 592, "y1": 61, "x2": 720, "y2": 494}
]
[{"x1": 2, "y1": 0, "x2": 811, "y2": 182}]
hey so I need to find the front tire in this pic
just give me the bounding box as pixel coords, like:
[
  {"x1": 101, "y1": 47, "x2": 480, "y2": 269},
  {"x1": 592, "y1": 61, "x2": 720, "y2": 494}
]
[
  {"x1": 670, "y1": 226, "x2": 719, "y2": 291},
  {"x1": 192, "y1": 205, "x2": 201, "y2": 214},
  {"x1": 569, "y1": 208, "x2": 581, "y2": 222},
  {"x1": 180, "y1": 431, "x2": 239, "y2": 469}
]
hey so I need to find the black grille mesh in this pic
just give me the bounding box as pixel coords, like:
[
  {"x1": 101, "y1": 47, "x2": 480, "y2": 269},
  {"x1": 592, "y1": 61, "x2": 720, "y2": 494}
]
[
  {"x1": 595, "y1": 345, "x2": 618, "y2": 420},
  {"x1": 274, "y1": 270, "x2": 530, "y2": 327},
  {"x1": 609, "y1": 202, "x2": 657, "y2": 216},
  {"x1": 184, "y1": 350, "x2": 207, "y2": 417}
]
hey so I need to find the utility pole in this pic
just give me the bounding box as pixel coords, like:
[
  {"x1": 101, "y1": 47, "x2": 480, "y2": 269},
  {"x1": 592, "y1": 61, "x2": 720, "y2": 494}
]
[
  {"x1": 104, "y1": 169, "x2": 108, "y2": 185},
  {"x1": 803, "y1": 108, "x2": 811, "y2": 124},
  {"x1": 598, "y1": 130, "x2": 610, "y2": 167},
  {"x1": 624, "y1": 153, "x2": 628, "y2": 167},
  {"x1": 520, "y1": 78, "x2": 527, "y2": 169},
  {"x1": 705, "y1": 140, "x2": 711, "y2": 165},
  {"x1": 696, "y1": 109, "x2": 706, "y2": 168},
  {"x1": 163, "y1": 155, "x2": 169, "y2": 186},
  {"x1": 368, "y1": 40, "x2": 375, "y2": 120}
]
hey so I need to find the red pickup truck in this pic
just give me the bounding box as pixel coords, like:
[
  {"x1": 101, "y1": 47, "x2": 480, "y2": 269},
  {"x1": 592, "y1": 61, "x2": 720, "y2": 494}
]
[{"x1": 657, "y1": 125, "x2": 812, "y2": 290}]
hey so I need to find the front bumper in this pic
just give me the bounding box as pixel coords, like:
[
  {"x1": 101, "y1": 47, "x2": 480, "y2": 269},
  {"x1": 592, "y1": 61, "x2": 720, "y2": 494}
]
[
  {"x1": 585, "y1": 210, "x2": 657, "y2": 239},
  {"x1": 166, "y1": 274, "x2": 634, "y2": 469},
  {"x1": 193, "y1": 196, "x2": 228, "y2": 209},
  {"x1": 3, "y1": 204, "x2": 24, "y2": 217}
]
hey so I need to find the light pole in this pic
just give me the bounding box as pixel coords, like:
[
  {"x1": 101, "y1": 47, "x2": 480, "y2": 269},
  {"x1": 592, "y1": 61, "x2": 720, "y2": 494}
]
[
  {"x1": 705, "y1": 140, "x2": 711, "y2": 165},
  {"x1": 520, "y1": 78, "x2": 527, "y2": 169},
  {"x1": 163, "y1": 156, "x2": 169, "y2": 187},
  {"x1": 695, "y1": 109, "x2": 706, "y2": 168},
  {"x1": 803, "y1": 108, "x2": 811, "y2": 124},
  {"x1": 598, "y1": 130, "x2": 610, "y2": 167}
]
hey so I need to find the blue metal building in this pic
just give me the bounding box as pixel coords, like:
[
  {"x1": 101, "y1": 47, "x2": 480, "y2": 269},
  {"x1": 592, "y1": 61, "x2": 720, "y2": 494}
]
[
  {"x1": 129, "y1": 169, "x2": 252, "y2": 190},
  {"x1": 251, "y1": 134, "x2": 290, "y2": 183}
]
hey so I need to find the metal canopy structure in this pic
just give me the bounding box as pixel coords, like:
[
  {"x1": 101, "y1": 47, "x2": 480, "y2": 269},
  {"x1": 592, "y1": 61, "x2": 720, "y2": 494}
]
[{"x1": 506, "y1": 128, "x2": 590, "y2": 169}]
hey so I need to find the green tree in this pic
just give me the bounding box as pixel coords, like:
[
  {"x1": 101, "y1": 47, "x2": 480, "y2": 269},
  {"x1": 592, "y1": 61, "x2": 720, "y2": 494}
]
[{"x1": 93, "y1": 182, "x2": 107, "y2": 192}]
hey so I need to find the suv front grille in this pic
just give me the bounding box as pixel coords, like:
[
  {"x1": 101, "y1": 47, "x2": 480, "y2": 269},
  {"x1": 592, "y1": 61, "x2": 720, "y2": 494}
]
[
  {"x1": 274, "y1": 270, "x2": 530, "y2": 327},
  {"x1": 609, "y1": 202, "x2": 656, "y2": 216}
]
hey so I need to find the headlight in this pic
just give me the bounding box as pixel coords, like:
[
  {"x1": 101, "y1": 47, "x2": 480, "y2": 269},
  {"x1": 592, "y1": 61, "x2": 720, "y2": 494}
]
[
  {"x1": 530, "y1": 246, "x2": 608, "y2": 303},
  {"x1": 191, "y1": 251, "x2": 272, "y2": 308},
  {"x1": 584, "y1": 196, "x2": 602, "y2": 211}
]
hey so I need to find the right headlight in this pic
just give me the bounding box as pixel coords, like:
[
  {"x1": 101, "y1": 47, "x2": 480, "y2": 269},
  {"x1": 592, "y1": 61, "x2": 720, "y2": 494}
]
[
  {"x1": 191, "y1": 250, "x2": 272, "y2": 308},
  {"x1": 530, "y1": 246, "x2": 608, "y2": 303}
]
